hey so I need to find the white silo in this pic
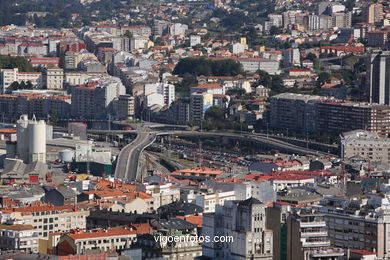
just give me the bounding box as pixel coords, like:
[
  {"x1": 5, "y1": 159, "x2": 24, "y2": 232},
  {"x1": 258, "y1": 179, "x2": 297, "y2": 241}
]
[
  {"x1": 28, "y1": 116, "x2": 46, "y2": 163},
  {"x1": 59, "y1": 149, "x2": 74, "y2": 162},
  {"x1": 16, "y1": 114, "x2": 29, "y2": 162}
]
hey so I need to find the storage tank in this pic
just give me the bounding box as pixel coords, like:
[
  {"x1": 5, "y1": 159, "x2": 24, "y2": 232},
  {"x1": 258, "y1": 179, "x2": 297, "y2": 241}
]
[
  {"x1": 68, "y1": 122, "x2": 87, "y2": 140},
  {"x1": 16, "y1": 114, "x2": 29, "y2": 162},
  {"x1": 28, "y1": 117, "x2": 46, "y2": 163},
  {"x1": 59, "y1": 149, "x2": 74, "y2": 162},
  {"x1": 46, "y1": 125, "x2": 53, "y2": 140}
]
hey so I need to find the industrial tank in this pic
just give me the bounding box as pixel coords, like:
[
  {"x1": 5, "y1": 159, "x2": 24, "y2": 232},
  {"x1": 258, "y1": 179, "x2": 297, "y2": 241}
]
[
  {"x1": 59, "y1": 149, "x2": 74, "y2": 162},
  {"x1": 28, "y1": 117, "x2": 46, "y2": 163},
  {"x1": 16, "y1": 114, "x2": 29, "y2": 162}
]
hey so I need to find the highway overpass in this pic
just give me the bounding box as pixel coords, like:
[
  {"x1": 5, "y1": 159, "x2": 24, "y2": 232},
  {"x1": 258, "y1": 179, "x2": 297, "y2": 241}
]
[{"x1": 110, "y1": 129, "x2": 337, "y2": 182}]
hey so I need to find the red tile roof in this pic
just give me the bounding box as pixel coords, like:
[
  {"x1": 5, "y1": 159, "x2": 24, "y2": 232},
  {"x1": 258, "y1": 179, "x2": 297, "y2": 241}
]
[
  {"x1": 191, "y1": 83, "x2": 222, "y2": 89},
  {"x1": 68, "y1": 223, "x2": 154, "y2": 240}
]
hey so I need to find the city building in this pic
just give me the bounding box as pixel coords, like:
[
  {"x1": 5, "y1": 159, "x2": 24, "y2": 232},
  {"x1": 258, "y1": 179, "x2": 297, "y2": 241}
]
[
  {"x1": 115, "y1": 94, "x2": 135, "y2": 120},
  {"x1": 315, "y1": 196, "x2": 390, "y2": 259},
  {"x1": 58, "y1": 224, "x2": 153, "y2": 255},
  {"x1": 286, "y1": 210, "x2": 344, "y2": 260},
  {"x1": 0, "y1": 224, "x2": 39, "y2": 253},
  {"x1": 0, "y1": 68, "x2": 43, "y2": 93},
  {"x1": 190, "y1": 92, "x2": 213, "y2": 125},
  {"x1": 316, "y1": 102, "x2": 390, "y2": 137},
  {"x1": 43, "y1": 67, "x2": 64, "y2": 90},
  {"x1": 283, "y1": 48, "x2": 300, "y2": 67},
  {"x1": 0, "y1": 205, "x2": 89, "y2": 239},
  {"x1": 190, "y1": 35, "x2": 201, "y2": 47},
  {"x1": 269, "y1": 93, "x2": 326, "y2": 133},
  {"x1": 71, "y1": 76, "x2": 126, "y2": 119},
  {"x1": 340, "y1": 130, "x2": 390, "y2": 167},
  {"x1": 202, "y1": 198, "x2": 273, "y2": 260},
  {"x1": 363, "y1": 3, "x2": 384, "y2": 24},
  {"x1": 366, "y1": 51, "x2": 390, "y2": 105}
]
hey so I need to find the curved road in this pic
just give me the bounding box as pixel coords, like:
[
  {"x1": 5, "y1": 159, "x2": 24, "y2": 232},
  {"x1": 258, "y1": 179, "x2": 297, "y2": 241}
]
[
  {"x1": 111, "y1": 128, "x2": 336, "y2": 182},
  {"x1": 114, "y1": 130, "x2": 156, "y2": 182}
]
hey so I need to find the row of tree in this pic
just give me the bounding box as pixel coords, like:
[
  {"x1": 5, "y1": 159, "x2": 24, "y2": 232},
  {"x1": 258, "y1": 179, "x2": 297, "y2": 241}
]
[{"x1": 173, "y1": 57, "x2": 244, "y2": 77}]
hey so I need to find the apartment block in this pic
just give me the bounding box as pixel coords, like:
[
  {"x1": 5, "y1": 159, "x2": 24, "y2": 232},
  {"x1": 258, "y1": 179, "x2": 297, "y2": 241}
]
[
  {"x1": 190, "y1": 92, "x2": 213, "y2": 125},
  {"x1": 202, "y1": 198, "x2": 273, "y2": 260},
  {"x1": 0, "y1": 68, "x2": 43, "y2": 93},
  {"x1": 316, "y1": 102, "x2": 390, "y2": 137},
  {"x1": 116, "y1": 94, "x2": 135, "y2": 120},
  {"x1": 270, "y1": 93, "x2": 326, "y2": 133},
  {"x1": 43, "y1": 67, "x2": 64, "y2": 90},
  {"x1": 366, "y1": 51, "x2": 390, "y2": 105},
  {"x1": 1, "y1": 205, "x2": 89, "y2": 239},
  {"x1": 315, "y1": 197, "x2": 390, "y2": 259},
  {"x1": 0, "y1": 224, "x2": 39, "y2": 253},
  {"x1": 287, "y1": 211, "x2": 344, "y2": 260},
  {"x1": 58, "y1": 224, "x2": 153, "y2": 255},
  {"x1": 341, "y1": 130, "x2": 390, "y2": 166}
]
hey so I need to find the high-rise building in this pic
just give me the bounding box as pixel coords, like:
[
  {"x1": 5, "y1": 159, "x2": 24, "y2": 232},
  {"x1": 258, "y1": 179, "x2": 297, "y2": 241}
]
[
  {"x1": 363, "y1": 3, "x2": 384, "y2": 24},
  {"x1": 331, "y1": 12, "x2": 352, "y2": 28},
  {"x1": 266, "y1": 203, "x2": 291, "y2": 260},
  {"x1": 366, "y1": 51, "x2": 390, "y2": 105},
  {"x1": 286, "y1": 211, "x2": 344, "y2": 260},
  {"x1": 71, "y1": 76, "x2": 126, "y2": 119},
  {"x1": 316, "y1": 102, "x2": 390, "y2": 137},
  {"x1": 116, "y1": 94, "x2": 135, "y2": 120},
  {"x1": 269, "y1": 93, "x2": 326, "y2": 133},
  {"x1": 190, "y1": 92, "x2": 213, "y2": 125},
  {"x1": 268, "y1": 14, "x2": 283, "y2": 28},
  {"x1": 202, "y1": 198, "x2": 273, "y2": 260},
  {"x1": 282, "y1": 48, "x2": 301, "y2": 67}
]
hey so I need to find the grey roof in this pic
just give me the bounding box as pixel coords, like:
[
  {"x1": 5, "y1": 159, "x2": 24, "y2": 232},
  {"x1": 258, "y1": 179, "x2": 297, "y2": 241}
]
[
  {"x1": 158, "y1": 218, "x2": 197, "y2": 230},
  {"x1": 158, "y1": 201, "x2": 203, "y2": 216},
  {"x1": 2, "y1": 160, "x2": 47, "y2": 180},
  {"x1": 239, "y1": 197, "x2": 263, "y2": 207},
  {"x1": 3, "y1": 159, "x2": 27, "y2": 178},
  {"x1": 56, "y1": 186, "x2": 78, "y2": 198},
  {"x1": 25, "y1": 161, "x2": 48, "y2": 176}
]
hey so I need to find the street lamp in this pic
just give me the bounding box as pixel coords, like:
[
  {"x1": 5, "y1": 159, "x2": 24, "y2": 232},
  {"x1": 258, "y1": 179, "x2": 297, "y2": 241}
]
[{"x1": 266, "y1": 123, "x2": 269, "y2": 139}]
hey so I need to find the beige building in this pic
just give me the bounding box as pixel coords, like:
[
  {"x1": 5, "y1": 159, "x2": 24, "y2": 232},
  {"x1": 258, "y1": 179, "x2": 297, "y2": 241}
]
[
  {"x1": 58, "y1": 224, "x2": 153, "y2": 255},
  {"x1": 0, "y1": 68, "x2": 43, "y2": 93},
  {"x1": 341, "y1": 130, "x2": 390, "y2": 166},
  {"x1": 363, "y1": 3, "x2": 384, "y2": 24},
  {"x1": 64, "y1": 71, "x2": 106, "y2": 86},
  {"x1": 143, "y1": 182, "x2": 180, "y2": 209},
  {"x1": 0, "y1": 205, "x2": 89, "y2": 239},
  {"x1": 0, "y1": 224, "x2": 39, "y2": 253},
  {"x1": 43, "y1": 67, "x2": 64, "y2": 90}
]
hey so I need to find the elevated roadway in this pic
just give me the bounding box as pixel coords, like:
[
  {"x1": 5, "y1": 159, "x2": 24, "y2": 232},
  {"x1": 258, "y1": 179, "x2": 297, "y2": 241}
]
[{"x1": 103, "y1": 128, "x2": 337, "y2": 182}]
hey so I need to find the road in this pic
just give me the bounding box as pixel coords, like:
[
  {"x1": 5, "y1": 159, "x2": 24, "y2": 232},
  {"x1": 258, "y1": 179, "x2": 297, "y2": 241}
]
[
  {"x1": 114, "y1": 130, "x2": 156, "y2": 182},
  {"x1": 108, "y1": 126, "x2": 338, "y2": 182},
  {"x1": 162, "y1": 131, "x2": 334, "y2": 156}
]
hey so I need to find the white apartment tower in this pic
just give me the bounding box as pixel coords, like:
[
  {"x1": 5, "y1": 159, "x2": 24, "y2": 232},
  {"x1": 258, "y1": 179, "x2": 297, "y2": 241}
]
[{"x1": 202, "y1": 198, "x2": 273, "y2": 260}]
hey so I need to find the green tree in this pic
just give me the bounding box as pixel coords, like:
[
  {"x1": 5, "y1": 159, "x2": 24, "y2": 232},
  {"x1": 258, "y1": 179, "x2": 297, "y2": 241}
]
[
  {"x1": 124, "y1": 30, "x2": 133, "y2": 38},
  {"x1": 317, "y1": 72, "x2": 331, "y2": 85},
  {"x1": 205, "y1": 106, "x2": 225, "y2": 121}
]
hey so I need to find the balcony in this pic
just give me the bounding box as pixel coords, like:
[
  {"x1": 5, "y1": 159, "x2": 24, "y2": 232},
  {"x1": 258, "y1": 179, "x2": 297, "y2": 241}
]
[
  {"x1": 302, "y1": 240, "x2": 331, "y2": 248},
  {"x1": 300, "y1": 222, "x2": 327, "y2": 228},
  {"x1": 301, "y1": 231, "x2": 328, "y2": 237},
  {"x1": 310, "y1": 248, "x2": 345, "y2": 257}
]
